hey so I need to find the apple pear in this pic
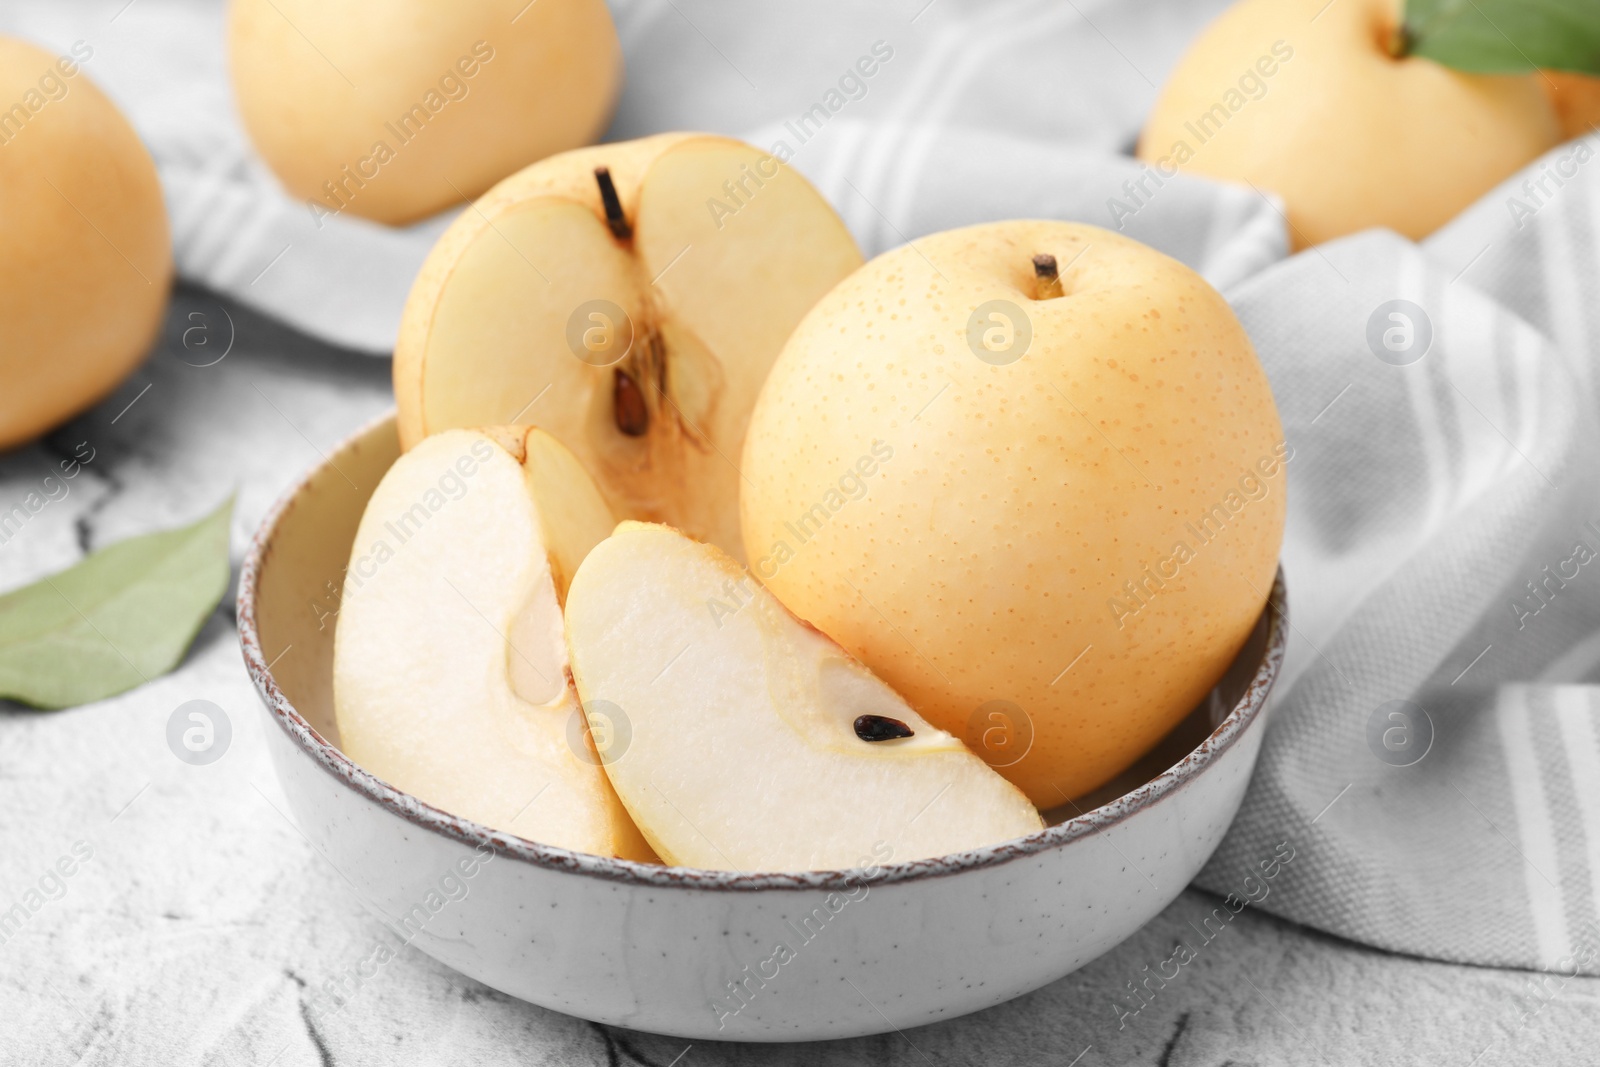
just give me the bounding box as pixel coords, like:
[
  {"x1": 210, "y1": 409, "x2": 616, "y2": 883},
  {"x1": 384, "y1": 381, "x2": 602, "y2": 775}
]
[
  {"x1": 1138, "y1": 0, "x2": 1561, "y2": 247},
  {"x1": 333, "y1": 426, "x2": 654, "y2": 861},
  {"x1": 563, "y1": 522, "x2": 1044, "y2": 871},
  {"x1": 740, "y1": 220, "x2": 1285, "y2": 806},
  {"x1": 1545, "y1": 72, "x2": 1600, "y2": 138},
  {"x1": 0, "y1": 35, "x2": 170, "y2": 451},
  {"x1": 393, "y1": 133, "x2": 863, "y2": 560},
  {"x1": 228, "y1": 0, "x2": 622, "y2": 225}
]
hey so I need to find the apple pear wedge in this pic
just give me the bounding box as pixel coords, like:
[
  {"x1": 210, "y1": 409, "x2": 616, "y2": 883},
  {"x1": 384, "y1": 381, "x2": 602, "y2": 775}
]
[
  {"x1": 394, "y1": 133, "x2": 863, "y2": 561},
  {"x1": 333, "y1": 427, "x2": 655, "y2": 861},
  {"x1": 563, "y1": 522, "x2": 1044, "y2": 872}
]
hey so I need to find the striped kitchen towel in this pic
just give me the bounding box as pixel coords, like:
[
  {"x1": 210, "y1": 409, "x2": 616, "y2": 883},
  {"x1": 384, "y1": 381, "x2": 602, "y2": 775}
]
[
  {"x1": 771, "y1": 110, "x2": 1600, "y2": 974},
  {"x1": 1198, "y1": 135, "x2": 1600, "y2": 975}
]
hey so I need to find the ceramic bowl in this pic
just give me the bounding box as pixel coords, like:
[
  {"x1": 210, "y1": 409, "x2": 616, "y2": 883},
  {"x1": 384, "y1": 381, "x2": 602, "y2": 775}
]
[{"x1": 238, "y1": 411, "x2": 1286, "y2": 1042}]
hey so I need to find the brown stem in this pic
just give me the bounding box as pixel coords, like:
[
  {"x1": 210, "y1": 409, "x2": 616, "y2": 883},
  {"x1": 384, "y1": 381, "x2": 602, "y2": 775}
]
[
  {"x1": 1033, "y1": 253, "x2": 1064, "y2": 300},
  {"x1": 613, "y1": 369, "x2": 649, "y2": 436},
  {"x1": 1386, "y1": 21, "x2": 1414, "y2": 59},
  {"x1": 594, "y1": 166, "x2": 632, "y2": 240}
]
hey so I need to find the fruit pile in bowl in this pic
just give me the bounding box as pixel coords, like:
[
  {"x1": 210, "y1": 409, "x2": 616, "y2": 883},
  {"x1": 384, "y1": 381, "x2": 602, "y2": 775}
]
[{"x1": 240, "y1": 131, "x2": 1289, "y2": 1039}]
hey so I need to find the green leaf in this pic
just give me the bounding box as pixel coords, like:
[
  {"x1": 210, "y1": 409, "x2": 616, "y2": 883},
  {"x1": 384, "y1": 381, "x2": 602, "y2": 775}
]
[
  {"x1": 1404, "y1": 0, "x2": 1600, "y2": 74},
  {"x1": 0, "y1": 497, "x2": 233, "y2": 709}
]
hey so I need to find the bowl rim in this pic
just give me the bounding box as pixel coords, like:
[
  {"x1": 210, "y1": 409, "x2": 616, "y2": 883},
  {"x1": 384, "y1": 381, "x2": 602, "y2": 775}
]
[{"x1": 238, "y1": 410, "x2": 1288, "y2": 893}]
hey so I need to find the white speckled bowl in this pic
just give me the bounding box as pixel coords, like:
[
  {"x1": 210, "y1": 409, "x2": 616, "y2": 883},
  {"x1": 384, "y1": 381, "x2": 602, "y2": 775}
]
[{"x1": 238, "y1": 411, "x2": 1286, "y2": 1042}]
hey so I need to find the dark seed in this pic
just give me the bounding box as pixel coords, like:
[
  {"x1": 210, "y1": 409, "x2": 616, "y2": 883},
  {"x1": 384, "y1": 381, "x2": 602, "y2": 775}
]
[
  {"x1": 854, "y1": 714, "x2": 914, "y2": 742},
  {"x1": 594, "y1": 166, "x2": 632, "y2": 241},
  {"x1": 613, "y1": 369, "x2": 649, "y2": 436}
]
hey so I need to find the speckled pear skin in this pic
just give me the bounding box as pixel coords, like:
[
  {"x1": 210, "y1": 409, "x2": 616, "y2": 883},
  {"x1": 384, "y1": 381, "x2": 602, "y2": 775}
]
[
  {"x1": 740, "y1": 220, "x2": 1285, "y2": 806},
  {"x1": 1137, "y1": 0, "x2": 1559, "y2": 248}
]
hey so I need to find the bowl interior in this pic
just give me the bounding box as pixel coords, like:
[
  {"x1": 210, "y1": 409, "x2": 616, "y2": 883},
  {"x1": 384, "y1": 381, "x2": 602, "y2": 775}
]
[
  {"x1": 251, "y1": 413, "x2": 401, "y2": 750},
  {"x1": 250, "y1": 411, "x2": 1275, "y2": 836}
]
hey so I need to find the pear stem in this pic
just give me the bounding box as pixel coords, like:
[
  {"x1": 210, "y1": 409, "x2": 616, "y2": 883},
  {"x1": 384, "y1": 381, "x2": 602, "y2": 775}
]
[
  {"x1": 595, "y1": 167, "x2": 632, "y2": 240},
  {"x1": 1387, "y1": 21, "x2": 1413, "y2": 59},
  {"x1": 1033, "y1": 253, "x2": 1065, "y2": 300}
]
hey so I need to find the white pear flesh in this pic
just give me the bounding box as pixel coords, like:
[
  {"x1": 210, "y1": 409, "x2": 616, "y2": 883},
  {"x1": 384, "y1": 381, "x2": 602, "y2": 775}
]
[
  {"x1": 333, "y1": 427, "x2": 654, "y2": 861},
  {"x1": 563, "y1": 522, "x2": 1044, "y2": 872},
  {"x1": 394, "y1": 133, "x2": 864, "y2": 561}
]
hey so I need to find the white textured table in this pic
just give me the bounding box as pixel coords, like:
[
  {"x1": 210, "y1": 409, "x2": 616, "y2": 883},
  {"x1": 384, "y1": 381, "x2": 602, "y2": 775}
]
[{"x1": 0, "y1": 289, "x2": 1594, "y2": 1066}]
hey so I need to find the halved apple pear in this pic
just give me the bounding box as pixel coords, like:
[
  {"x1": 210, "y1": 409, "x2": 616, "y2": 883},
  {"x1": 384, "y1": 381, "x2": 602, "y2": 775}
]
[
  {"x1": 563, "y1": 522, "x2": 1044, "y2": 872},
  {"x1": 393, "y1": 133, "x2": 863, "y2": 561},
  {"x1": 333, "y1": 427, "x2": 654, "y2": 861}
]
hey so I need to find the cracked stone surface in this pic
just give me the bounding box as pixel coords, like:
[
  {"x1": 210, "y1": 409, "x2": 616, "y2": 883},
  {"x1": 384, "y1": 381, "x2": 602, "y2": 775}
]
[{"x1": 0, "y1": 287, "x2": 1594, "y2": 1065}]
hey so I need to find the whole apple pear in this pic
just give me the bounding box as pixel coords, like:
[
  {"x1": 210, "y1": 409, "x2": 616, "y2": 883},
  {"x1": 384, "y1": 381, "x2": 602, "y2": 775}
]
[
  {"x1": 1139, "y1": 0, "x2": 1560, "y2": 248},
  {"x1": 0, "y1": 35, "x2": 171, "y2": 451},
  {"x1": 229, "y1": 0, "x2": 622, "y2": 225},
  {"x1": 1545, "y1": 72, "x2": 1600, "y2": 138},
  {"x1": 740, "y1": 220, "x2": 1285, "y2": 806}
]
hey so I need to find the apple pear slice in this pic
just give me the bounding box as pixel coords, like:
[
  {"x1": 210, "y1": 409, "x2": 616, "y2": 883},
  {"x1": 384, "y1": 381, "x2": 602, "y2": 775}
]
[
  {"x1": 563, "y1": 522, "x2": 1044, "y2": 872},
  {"x1": 333, "y1": 427, "x2": 654, "y2": 861},
  {"x1": 393, "y1": 133, "x2": 863, "y2": 562}
]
